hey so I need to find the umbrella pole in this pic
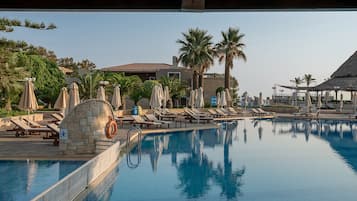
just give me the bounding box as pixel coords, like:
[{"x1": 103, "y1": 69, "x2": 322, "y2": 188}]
[{"x1": 27, "y1": 109, "x2": 30, "y2": 126}]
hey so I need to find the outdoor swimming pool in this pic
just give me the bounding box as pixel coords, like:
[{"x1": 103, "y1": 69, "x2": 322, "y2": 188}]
[
  {"x1": 0, "y1": 160, "x2": 85, "y2": 201},
  {"x1": 85, "y1": 119, "x2": 357, "y2": 201}
]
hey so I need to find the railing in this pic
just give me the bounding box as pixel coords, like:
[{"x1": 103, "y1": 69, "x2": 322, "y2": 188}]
[{"x1": 126, "y1": 125, "x2": 142, "y2": 169}]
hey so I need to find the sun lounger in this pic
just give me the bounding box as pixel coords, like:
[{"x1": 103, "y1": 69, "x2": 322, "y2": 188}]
[
  {"x1": 51, "y1": 113, "x2": 63, "y2": 122},
  {"x1": 228, "y1": 107, "x2": 242, "y2": 115},
  {"x1": 44, "y1": 123, "x2": 60, "y2": 145},
  {"x1": 191, "y1": 108, "x2": 210, "y2": 115},
  {"x1": 154, "y1": 109, "x2": 178, "y2": 121},
  {"x1": 23, "y1": 118, "x2": 44, "y2": 128},
  {"x1": 132, "y1": 115, "x2": 162, "y2": 128},
  {"x1": 184, "y1": 108, "x2": 211, "y2": 118},
  {"x1": 184, "y1": 108, "x2": 213, "y2": 123},
  {"x1": 220, "y1": 108, "x2": 240, "y2": 116},
  {"x1": 251, "y1": 108, "x2": 265, "y2": 116},
  {"x1": 208, "y1": 109, "x2": 222, "y2": 117},
  {"x1": 144, "y1": 114, "x2": 174, "y2": 128},
  {"x1": 216, "y1": 108, "x2": 235, "y2": 117},
  {"x1": 10, "y1": 119, "x2": 53, "y2": 137},
  {"x1": 256, "y1": 108, "x2": 275, "y2": 116}
]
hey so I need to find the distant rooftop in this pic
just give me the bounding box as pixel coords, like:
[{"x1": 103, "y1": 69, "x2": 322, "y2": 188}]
[{"x1": 101, "y1": 63, "x2": 187, "y2": 73}]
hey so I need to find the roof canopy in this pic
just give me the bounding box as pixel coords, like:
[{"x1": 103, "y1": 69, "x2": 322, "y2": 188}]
[
  {"x1": 314, "y1": 51, "x2": 357, "y2": 91},
  {"x1": 281, "y1": 51, "x2": 357, "y2": 91}
]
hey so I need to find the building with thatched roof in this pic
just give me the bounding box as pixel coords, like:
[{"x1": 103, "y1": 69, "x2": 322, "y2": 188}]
[
  {"x1": 280, "y1": 51, "x2": 357, "y2": 93},
  {"x1": 314, "y1": 51, "x2": 357, "y2": 91}
]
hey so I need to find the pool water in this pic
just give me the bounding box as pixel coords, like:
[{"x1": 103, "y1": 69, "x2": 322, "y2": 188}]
[
  {"x1": 0, "y1": 160, "x2": 85, "y2": 201},
  {"x1": 85, "y1": 119, "x2": 357, "y2": 201}
]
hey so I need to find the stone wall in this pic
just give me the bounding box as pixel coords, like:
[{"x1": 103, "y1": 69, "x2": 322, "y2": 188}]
[
  {"x1": 203, "y1": 77, "x2": 225, "y2": 104},
  {"x1": 59, "y1": 100, "x2": 114, "y2": 154}
]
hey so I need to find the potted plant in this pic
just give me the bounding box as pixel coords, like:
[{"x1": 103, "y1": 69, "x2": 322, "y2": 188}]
[{"x1": 129, "y1": 86, "x2": 143, "y2": 115}]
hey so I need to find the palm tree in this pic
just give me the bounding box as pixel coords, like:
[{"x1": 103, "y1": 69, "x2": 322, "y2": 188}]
[
  {"x1": 216, "y1": 27, "x2": 247, "y2": 89},
  {"x1": 159, "y1": 76, "x2": 187, "y2": 107},
  {"x1": 77, "y1": 71, "x2": 104, "y2": 100},
  {"x1": 107, "y1": 73, "x2": 142, "y2": 110},
  {"x1": 213, "y1": 124, "x2": 245, "y2": 199},
  {"x1": 290, "y1": 77, "x2": 304, "y2": 106},
  {"x1": 177, "y1": 28, "x2": 214, "y2": 89},
  {"x1": 290, "y1": 77, "x2": 304, "y2": 88},
  {"x1": 304, "y1": 74, "x2": 316, "y2": 87}
]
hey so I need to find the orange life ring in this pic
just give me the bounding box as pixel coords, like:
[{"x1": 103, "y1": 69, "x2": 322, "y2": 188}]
[{"x1": 105, "y1": 118, "x2": 118, "y2": 139}]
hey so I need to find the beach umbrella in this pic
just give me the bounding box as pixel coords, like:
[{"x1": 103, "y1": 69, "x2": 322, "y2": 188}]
[
  {"x1": 291, "y1": 92, "x2": 294, "y2": 106},
  {"x1": 111, "y1": 85, "x2": 122, "y2": 110},
  {"x1": 353, "y1": 92, "x2": 357, "y2": 113},
  {"x1": 150, "y1": 136, "x2": 163, "y2": 172},
  {"x1": 163, "y1": 86, "x2": 170, "y2": 109},
  {"x1": 194, "y1": 89, "x2": 198, "y2": 108},
  {"x1": 339, "y1": 93, "x2": 343, "y2": 112},
  {"x1": 258, "y1": 92, "x2": 263, "y2": 107},
  {"x1": 317, "y1": 94, "x2": 322, "y2": 109},
  {"x1": 54, "y1": 87, "x2": 69, "y2": 114},
  {"x1": 67, "y1": 82, "x2": 80, "y2": 113},
  {"x1": 96, "y1": 86, "x2": 106, "y2": 101},
  {"x1": 26, "y1": 160, "x2": 37, "y2": 193},
  {"x1": 158, "y1": 84, "x2": 164, "y2": 106},
  {"x1": 244, "y1": 96, "x2": 248, "y2": 108},
  {"x1": 150, "y1": 85, "x2": 162, "y2": 109},
  {"x1": 225, "y1": 88, "x2": 232, "y2": 107},
  {"x1": 18, "y1": 80, "x2": 38, "y2": 113},
  {"x1": 258, "y1": 126, "x2": 263, "y2": 140},
  {"x1": 216, "y1": 92, "x2": 221, "y2": 108},
  {"x1": 221, "y1": 90, "x2": 227, "y2": 107},
  {"x1": 188, "y1": 90, "x2": 195, "y2": 108},
  {"x1": 305, "y1": 91, "x2": 312, "y2": 113},
  {"x1": 196, "y1": 87, "x2": 204, "y2": 108},
  {"x1": 324, "y1": 91, "x2": 330, "y2": 106}
]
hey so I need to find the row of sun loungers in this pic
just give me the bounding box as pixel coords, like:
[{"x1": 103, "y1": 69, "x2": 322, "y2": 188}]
[
  {"x1": 7, "y1": 108, "x2": 274, "y2": 145},
  {"x1": 9, "y1": 115, "x2": 61, "y2": 145}
]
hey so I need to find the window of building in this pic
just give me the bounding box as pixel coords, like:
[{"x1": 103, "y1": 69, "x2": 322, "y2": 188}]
[
  {"x1": 149, "y1": 76, "x2": 156, "y2": 80},
  {"x1": 168, "y1": 72, "x2": 181, "y2": 80}
]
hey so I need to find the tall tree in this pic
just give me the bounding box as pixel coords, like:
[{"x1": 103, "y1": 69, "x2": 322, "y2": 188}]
[
  {"x1": 290, "y1": 77, "x2": 304, "y2": 88},
  {"x1": 303, "y1": 74, "x2": 316, "y2": 87},
  {"x1": 0, "y1": 51, "x2": 29, "y2": 111},
  {"x1": 177, "y1": 28, "x2": 214, "y2": 89},
  {"x1": 216, "y1": 27, "x2": 246, "y2": 89},
  {"x1": 0, "y1": 17, "x2": 56, "y2": 33}
]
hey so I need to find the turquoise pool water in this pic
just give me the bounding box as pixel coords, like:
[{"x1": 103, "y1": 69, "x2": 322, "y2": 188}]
[
  {"x1": 85, "y1": 119, "x2": 357, "y2": 201},
  {"x1": 0, "y1": 160, "x2": 85, "y2": 201}
]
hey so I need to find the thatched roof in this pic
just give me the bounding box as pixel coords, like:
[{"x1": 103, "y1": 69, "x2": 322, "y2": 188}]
[
  {"x1": 314, "y1": 77, "x2": 357, "y2": 91},
  {"x1": 314, "y1": 51, "x2": 357, "y2": 91},
  {"x1": 331, "y1": 51, "x2": 357, "y2": 78}
]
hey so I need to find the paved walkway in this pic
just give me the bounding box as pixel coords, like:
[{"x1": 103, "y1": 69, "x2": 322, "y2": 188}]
[{"x1": 0, "y1": 122, "x2": 219, "y2": 160}]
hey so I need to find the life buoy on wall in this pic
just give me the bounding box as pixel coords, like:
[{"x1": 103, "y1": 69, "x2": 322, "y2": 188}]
[{"x1": 105, "y1": 116, "x2": 118, "y2": 139}]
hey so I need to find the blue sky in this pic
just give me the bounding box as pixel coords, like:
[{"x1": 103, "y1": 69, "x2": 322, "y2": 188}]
[{"x1": 2, "y1": 11, "x2": 357, "y2": 97}]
